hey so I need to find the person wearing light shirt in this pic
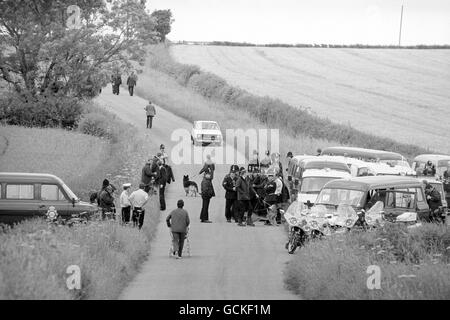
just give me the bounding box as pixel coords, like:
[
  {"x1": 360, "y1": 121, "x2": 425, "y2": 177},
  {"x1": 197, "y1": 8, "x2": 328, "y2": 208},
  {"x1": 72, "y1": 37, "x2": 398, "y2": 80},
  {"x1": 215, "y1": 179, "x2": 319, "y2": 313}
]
[
  {"x1": 129, "y1": 183, "x2": 150, "y2": 229},
  {"x1": 119, "y1": 183, "x2": 132, "y2": 224}
]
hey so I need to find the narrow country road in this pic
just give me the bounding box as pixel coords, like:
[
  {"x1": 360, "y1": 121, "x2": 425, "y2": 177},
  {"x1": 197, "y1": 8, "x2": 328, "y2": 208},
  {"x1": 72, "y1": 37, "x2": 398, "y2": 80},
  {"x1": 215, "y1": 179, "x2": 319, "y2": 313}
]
[{"x1": 95, "y1": 89, "x2": 298, "y2": 300}]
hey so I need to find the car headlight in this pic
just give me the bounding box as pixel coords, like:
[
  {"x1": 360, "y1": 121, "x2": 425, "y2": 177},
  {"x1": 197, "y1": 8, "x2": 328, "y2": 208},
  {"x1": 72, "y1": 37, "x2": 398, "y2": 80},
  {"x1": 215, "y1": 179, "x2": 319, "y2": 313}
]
[
  {"x1": 310, "y1": 220, "x2": 318, "y2": 229},
  {"x1": 289, "y1": 217, "x2": 298, "y2": 225},
  {"x1": 302, "y1": 225, "x2": 311, "y2": 232},
  {"x1": 345, "y1": 219, "x2": 354, "y2": 227}
]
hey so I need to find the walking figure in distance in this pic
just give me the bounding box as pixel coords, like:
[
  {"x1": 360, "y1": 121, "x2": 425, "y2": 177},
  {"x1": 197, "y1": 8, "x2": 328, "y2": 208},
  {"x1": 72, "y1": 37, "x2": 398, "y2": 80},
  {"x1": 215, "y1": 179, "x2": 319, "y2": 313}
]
[
  {"x1": 127, "y1": 71, "x2": 137, "y2": 96},
  {"x1": 145, "y1": 100, "x2": 156, "y2": 129}
]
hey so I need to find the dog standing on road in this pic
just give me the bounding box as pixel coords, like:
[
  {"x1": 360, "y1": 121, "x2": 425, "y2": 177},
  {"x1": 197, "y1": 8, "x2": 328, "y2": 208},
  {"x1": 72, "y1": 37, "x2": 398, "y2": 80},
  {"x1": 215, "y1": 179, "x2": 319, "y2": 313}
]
[{"x1": 183, "y1": 175, "x2": 198, "y2": 197}]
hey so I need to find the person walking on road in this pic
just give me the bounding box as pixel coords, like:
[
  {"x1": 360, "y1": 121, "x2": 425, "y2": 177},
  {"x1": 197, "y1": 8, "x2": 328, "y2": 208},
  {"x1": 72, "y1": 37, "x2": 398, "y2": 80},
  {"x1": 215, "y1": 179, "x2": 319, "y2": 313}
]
[
  {"x1": 235, "y1": 167, "x2": 258, "y2": 227},
  {"x1": 222, "y1": 168, "x2": 238, "y2": 222},
  {"x1": 129, "y1": 183, "x2": 150, "y2": 229},
  {"x1": 200, "y1": 172, "x2": 215, "y2": 223},
  {"x1": 166, "y1": 199, "x2": 190, "y2": 259},
  {"x1": 126, "y1": 71, "x2": 137, "y2": 96},
  {"x1": 145, "y1": 101, "x2": 156, "y2": 129},
  {"x1": 199, "y1": 154, "x2": 216, "y2": 180},
  {"x1": 119, "y1": 183, "x2": 132, "y2": 224}
]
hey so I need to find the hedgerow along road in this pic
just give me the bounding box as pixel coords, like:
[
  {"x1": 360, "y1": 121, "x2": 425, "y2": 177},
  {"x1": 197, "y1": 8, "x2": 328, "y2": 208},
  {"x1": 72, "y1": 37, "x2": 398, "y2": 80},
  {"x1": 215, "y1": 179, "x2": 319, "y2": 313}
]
[{"x1": 95, "y1": 89, "x2": 298, "y2": 300}]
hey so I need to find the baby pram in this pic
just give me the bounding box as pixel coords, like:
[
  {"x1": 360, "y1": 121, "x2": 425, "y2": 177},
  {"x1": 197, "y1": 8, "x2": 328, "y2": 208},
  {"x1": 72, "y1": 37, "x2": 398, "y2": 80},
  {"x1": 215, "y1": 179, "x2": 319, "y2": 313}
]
[{"x1": 168, "y1": 227, "x2": 191, "y2": 257}]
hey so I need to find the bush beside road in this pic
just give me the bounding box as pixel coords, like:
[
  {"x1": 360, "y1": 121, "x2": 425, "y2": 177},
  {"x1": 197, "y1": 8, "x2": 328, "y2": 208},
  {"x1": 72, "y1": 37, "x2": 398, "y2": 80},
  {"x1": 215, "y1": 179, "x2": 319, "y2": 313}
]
[{"x1": 284, "y1": 223, "x2": 450, "y2": 299}]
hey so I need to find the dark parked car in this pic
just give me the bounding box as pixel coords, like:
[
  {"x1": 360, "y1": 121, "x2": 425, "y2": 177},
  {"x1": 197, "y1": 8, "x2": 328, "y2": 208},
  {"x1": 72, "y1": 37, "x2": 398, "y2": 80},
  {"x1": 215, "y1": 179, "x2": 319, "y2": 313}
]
[{"x1": 0, "y1": 172, "x2": 98, "y2": 225}]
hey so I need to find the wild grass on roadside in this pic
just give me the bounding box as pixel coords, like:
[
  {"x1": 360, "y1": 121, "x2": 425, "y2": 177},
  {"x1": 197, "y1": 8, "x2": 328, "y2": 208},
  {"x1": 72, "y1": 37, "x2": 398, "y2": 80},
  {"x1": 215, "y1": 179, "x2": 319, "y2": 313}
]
[
  {"x1": 0, "y1": 206, "x2": 159, "y2": 300},
  {"x1": 284, "y1": 223, "x2": 450, "y2": 299}
]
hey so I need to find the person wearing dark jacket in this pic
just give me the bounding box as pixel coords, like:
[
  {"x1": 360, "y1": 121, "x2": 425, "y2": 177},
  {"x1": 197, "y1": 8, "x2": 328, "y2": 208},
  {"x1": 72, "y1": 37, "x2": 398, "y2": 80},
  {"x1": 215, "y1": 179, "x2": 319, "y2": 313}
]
[
  {"x1": 235, "y1": 167, "x2": 258, "y2": 226},
  {"x1": 166, "y1": 199, "x2": 190, "y2": 259},
  {"x1": 425, "y1": 183, "x2": 442, "y2": 221},
  {"x1": 112, "y1": 73, "x2": 122, "y2": 95},
  {"x1": 99, "y1": 185, "x2": 115, "y2": 220},
  {"x1": 141, "y1": 159, "x2": 156, "y2": 193},
  {"x1": 165, "y1": 164, "x2": 175, "y2": 185},
  {"x1": 156, "y1": 161, "x2": 167, "y2": 211},
  {"x1": 423, "y1": 161, "x2": 436, "y2": 176},
  {"x1": 126, "y1": 71, "x2": 137, "y2": 96},
  {"x1": 222, "y1": 169, "x2": 238, "y2": 222},
  {"x1": 200, "y1": 172, "x2": 215, "y2": 223}
]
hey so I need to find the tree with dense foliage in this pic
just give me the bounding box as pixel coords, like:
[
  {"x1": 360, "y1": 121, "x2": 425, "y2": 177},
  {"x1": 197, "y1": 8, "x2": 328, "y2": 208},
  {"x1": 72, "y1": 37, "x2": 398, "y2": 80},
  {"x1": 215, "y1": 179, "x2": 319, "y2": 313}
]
[
  {"x1": 0, "y1": 0, "x2": 158, "y2": 101},
  {"x1": 151, "y1": 9, "x2": 174, "y2": 42}
]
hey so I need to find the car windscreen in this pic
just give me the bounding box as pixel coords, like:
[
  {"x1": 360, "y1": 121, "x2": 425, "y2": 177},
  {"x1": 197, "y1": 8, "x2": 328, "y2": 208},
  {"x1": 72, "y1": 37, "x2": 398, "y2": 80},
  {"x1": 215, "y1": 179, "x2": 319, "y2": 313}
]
[
  {"x1": 300, "y1": 177, "x2": 337, "y2": 194},
  {"x1": 199, "y1": 122, "x2": 219, "y2": 130},
  {"x1": 61, "y1": 182, "x2": 79, "y2": 201},
  {"x1": 316, "y1": 188, "x2": 364, "y2": 207}
]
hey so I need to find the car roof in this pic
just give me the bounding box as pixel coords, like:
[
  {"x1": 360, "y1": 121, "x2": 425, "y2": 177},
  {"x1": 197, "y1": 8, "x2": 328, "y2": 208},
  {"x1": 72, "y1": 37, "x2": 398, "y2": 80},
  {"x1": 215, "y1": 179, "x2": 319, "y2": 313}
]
[
  {"x1": 0, "y1": 172, "x2": 64, "y2": 184},
  {"x1": 321, "y1": 146, "x2": 404, "y2": 161},
  {"x1": 323, "y1": 175, "x2": 422, "y2": 191},
  {"x1": 302, "y1": 169, "x2": 351, "y2": 178},
  {"x1": 194, "y1": 120, "x2": 219, "y2": 124},
  {"x1": 413, "y1": 154, "x2": 450, "y2": 163},
  {"x1": 299, "y1": 158, "x2": 351, "y2": 173}
]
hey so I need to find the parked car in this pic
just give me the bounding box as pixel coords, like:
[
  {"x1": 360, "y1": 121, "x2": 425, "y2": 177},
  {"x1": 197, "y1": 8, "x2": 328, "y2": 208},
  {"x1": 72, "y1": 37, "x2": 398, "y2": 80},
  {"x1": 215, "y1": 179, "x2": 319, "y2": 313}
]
[
  {"x1": 0, "y1": 172, "x2": 98, "y2": 225},
  {"x1": 314, "y1": 176, "x2": 431, "y2": 222},
  {"x1": 191, "y1": 120, "x2": 223, "y2": 146},
  {"x1": 296, "y1": 168, "x2": 351, "y2": 205},
  {"x1": 412, "y1": 154, "x2": 450, "y2": 178}
]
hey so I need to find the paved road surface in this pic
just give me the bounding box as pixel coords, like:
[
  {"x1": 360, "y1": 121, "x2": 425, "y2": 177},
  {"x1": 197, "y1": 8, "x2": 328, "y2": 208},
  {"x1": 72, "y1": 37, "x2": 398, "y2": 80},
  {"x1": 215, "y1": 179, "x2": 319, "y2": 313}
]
[{"x1": 96, "y1": 89, "x2": 298, "y2": 300}]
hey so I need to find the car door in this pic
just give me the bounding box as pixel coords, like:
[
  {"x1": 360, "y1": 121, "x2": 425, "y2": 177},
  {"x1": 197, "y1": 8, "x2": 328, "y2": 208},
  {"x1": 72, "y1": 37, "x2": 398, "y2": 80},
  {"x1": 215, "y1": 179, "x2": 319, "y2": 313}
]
[
  {"x1": 39, "y1": 184, "x2": 73, "y2": 219},
  {"x1": 384, "y1": 190, "x2": 417, "y2": 219}
]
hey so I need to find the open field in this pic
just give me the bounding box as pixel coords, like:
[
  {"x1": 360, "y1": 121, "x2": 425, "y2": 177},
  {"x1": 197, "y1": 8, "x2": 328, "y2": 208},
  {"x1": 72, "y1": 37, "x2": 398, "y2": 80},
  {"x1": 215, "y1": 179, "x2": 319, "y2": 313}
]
[{"x1": 171, "y1": 45, "x2": 450, "y2": 154}]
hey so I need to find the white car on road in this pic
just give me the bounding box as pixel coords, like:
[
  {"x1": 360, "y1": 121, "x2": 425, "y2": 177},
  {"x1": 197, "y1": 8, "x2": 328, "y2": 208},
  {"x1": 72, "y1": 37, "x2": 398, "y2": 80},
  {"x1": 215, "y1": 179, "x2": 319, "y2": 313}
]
[{"x1": 191, "y1": 120, "x2": 223, "y2": 146}]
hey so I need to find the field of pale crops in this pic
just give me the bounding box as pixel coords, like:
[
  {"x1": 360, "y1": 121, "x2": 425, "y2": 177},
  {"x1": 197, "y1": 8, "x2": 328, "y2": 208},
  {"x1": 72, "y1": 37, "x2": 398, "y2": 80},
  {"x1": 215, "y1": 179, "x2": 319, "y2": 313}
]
[{"x1": 171, "y1": 45, "x2": 450, "y2": 154}]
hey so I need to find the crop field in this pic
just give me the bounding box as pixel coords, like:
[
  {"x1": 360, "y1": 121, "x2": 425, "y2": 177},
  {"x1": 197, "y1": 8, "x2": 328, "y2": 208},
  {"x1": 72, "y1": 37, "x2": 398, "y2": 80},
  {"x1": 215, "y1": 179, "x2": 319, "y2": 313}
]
[{"x1": 171, "y1": 45, "x2": 450, "y2": 154}]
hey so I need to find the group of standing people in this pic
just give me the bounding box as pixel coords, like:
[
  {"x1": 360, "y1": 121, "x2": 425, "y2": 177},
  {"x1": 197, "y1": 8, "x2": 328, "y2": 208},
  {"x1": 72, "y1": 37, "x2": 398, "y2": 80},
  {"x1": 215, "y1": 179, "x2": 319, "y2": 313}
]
[
  {"x1": 222, "y1": 153, "x2": 290, "y2": 227},
  {"x1": 141, "y1": 144, "x2": 174, "y2": 211},
  {"x1": 93, "y1": 178, "x2": 149, "y2": 229}
]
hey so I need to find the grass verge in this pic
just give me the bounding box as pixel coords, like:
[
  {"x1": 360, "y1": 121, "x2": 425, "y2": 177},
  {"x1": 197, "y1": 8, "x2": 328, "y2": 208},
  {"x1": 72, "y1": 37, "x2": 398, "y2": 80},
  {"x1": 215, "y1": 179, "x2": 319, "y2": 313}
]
[{"x1": 284, "y1": 223, "x2": 450, "y2": 299}]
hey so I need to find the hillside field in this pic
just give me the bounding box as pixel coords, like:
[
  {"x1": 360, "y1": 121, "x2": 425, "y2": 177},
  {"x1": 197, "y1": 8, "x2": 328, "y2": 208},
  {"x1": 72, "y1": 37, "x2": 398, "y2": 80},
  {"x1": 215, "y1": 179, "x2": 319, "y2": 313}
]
[{"x1": 171, "y1": 45, "x2": 450, "y2": 154}]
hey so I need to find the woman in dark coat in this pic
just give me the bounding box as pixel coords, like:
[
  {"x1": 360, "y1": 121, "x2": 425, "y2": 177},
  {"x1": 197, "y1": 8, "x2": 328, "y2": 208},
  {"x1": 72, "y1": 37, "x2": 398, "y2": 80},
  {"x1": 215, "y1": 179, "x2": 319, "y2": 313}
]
[{"x1": 200, "y1": 172, "x2": 215, "y2": 223}]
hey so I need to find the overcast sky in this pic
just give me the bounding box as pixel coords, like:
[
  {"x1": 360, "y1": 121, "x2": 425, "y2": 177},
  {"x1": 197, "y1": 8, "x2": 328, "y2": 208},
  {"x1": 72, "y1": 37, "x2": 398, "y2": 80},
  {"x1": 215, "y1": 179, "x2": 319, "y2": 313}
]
[{"x1": 148, "y1": 0, "x2": 450, "y2": 45}]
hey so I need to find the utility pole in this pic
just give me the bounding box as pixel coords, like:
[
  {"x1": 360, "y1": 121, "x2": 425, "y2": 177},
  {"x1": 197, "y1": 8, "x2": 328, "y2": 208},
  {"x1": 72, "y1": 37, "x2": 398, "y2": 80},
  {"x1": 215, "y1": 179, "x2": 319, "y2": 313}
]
[{"x1": 398, "y1": 5, "x2": 404, "y2": 46}]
